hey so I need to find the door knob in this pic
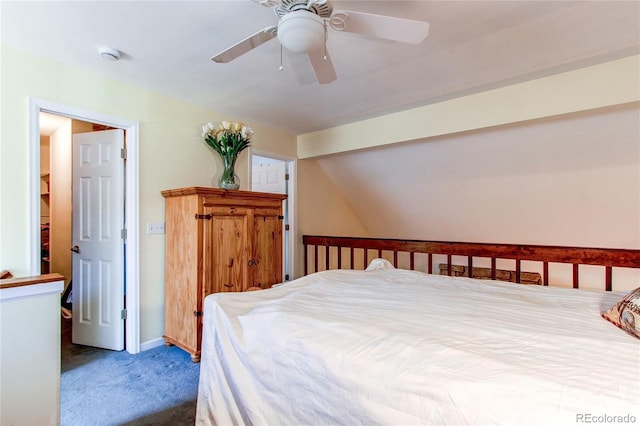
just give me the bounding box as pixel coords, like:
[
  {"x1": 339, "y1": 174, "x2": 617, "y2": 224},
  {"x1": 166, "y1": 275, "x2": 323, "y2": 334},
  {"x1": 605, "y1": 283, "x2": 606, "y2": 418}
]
[{"x1": 70, "y1": 245, "x2": 80, "y2": 253}]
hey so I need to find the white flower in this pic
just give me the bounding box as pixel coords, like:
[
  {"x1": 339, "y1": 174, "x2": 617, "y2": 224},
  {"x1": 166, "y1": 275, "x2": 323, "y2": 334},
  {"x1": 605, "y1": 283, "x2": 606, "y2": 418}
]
[
  {"x1": 202, "y1": 122, "x2": 218, "y2": 138},
  {"x1": 202, "y1": 120, "x2": 252, "y2": 158},
  {"x1": 241, "y1": 126, "x2": 254, "y2": 139}
]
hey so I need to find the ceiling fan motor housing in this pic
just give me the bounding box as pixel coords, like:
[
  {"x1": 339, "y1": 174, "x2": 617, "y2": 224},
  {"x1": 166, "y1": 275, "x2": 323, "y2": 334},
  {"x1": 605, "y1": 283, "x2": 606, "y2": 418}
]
[
  {"x1": 277, "y1": 10, "x2": 326, "y2": 53},
  {"x1": 275, "y1": 0, "x2": 333, "y2": 18}
]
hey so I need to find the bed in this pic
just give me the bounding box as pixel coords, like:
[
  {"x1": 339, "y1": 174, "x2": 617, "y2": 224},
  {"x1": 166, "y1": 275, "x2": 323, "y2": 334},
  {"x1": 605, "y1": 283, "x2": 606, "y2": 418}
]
[{"x1": 196, "y1": 236, "x2": 640, "y2": 425}]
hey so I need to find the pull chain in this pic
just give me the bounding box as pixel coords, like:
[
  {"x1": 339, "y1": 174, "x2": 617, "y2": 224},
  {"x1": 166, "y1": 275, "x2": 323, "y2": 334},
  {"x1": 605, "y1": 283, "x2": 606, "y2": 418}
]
[
  {"x1": 323, "y1": 21, "x2": 327, "y2": 60},
  {"x1": 279, "y1": 44, "x2": 284, "y2": 71}
]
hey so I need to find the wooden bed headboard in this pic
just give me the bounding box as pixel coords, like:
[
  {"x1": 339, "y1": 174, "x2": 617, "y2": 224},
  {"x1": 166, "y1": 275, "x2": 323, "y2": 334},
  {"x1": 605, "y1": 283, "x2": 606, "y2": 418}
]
[{"x1": 303, "y1": 235, "x2": 640, "y2": 291}]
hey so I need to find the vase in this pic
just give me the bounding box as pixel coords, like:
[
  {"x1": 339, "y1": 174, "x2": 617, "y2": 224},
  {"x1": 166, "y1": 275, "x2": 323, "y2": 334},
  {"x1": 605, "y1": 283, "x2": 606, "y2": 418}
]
[{"x1": 218, "y1": 156, "x2": 240, "y2": 190}]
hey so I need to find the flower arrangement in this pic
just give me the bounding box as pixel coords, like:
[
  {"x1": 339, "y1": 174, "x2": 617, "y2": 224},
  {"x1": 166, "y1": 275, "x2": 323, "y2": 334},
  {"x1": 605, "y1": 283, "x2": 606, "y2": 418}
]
[{"x1": 202, "y1": 121, "x2": 253, "y2": 189}]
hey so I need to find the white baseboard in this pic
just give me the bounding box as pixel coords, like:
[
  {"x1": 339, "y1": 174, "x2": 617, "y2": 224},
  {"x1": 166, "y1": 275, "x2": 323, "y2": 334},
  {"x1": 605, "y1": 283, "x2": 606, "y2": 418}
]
[{"x1": 140, "y1": 337, "x2": 165, "y2": 352}]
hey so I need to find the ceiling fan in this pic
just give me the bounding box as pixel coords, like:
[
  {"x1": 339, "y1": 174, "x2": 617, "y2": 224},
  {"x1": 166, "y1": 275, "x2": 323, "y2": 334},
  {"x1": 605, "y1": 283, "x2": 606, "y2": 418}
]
[{"x1": 211, "y1": 0, "x2": 430, "y2": 84}]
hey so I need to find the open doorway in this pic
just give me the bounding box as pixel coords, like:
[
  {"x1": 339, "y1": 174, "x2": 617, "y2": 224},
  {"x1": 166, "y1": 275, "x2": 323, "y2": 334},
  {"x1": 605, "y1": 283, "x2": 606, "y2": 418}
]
[
  {"x1": 250, "y1": 151, "x2": 296, "y2": 282},
  {"x1": 29, "y1": 97, "x2": 141, "y2": 354},
  {"x1": 39, "y1": 112, "x2": 126, "y2": 351}
]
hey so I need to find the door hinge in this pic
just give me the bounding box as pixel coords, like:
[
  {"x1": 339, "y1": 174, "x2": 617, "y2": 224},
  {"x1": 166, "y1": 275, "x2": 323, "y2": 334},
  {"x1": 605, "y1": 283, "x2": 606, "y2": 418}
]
[
  {"x1": 278, "y1": 215, "x2": 284, "y2": 220},
  {"x1": 285, "y1": 224, "x2": 290, "y2": 231},
  {"x1": 285, "y1": 173, "x2": 290, "y2": 180},
  {"x1": 285, "y1": 274, "x2": 290, "y2": 281},
  {"x1": 194, "y1": 311, "x2": 203, "y2": 317},
  {"x1": 121, "y1": 229, "x2": 127, "y2": 240},
  {"x1": 121, "y1": 309, "x2": 127, "y2": 320},
  {"x1": 120, "y1": 148, "x2": 127, "y2": 160},
  {"x1": 195, "y1": 214, "x2": 213, "y2": 220}
]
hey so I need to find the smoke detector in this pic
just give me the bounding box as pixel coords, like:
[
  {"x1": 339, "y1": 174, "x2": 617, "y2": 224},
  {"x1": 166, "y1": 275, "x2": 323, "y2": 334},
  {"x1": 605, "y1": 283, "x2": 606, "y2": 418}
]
[{"x1": 98, "y1": 46, "x2": 121, "y2": 61}]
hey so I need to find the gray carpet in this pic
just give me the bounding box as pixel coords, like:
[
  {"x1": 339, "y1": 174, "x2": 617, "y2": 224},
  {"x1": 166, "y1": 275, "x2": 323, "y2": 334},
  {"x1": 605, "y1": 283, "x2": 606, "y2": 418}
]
[{"x1": 61, "y1": 318, "x2": 200, "y2": 425}]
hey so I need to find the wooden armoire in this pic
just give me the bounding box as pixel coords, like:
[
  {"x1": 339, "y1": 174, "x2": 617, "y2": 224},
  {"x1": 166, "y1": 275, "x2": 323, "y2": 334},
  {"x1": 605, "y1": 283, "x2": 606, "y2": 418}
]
[{"x1": 161, "y1": 187, "x2": 287, "y2": 362}]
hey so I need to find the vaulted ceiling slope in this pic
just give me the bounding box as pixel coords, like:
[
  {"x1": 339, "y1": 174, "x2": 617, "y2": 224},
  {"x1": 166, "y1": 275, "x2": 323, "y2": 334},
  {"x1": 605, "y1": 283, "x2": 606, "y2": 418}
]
[
  {"x1": 315, "y1": 104, "x2": 640, "y2": 247},
  {"x1": 2, "y1": 1, "x2": 639, "y2": 135}
]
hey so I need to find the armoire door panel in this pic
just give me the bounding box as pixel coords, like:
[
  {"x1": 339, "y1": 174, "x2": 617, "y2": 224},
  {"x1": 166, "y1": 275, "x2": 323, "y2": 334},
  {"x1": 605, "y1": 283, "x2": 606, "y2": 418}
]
[
  {"x1": 209, "y1": 214, "x2": 247, "y2": 293},
  {"x1": 250, "y1": 214, "x2": 283, "y2": 289}
]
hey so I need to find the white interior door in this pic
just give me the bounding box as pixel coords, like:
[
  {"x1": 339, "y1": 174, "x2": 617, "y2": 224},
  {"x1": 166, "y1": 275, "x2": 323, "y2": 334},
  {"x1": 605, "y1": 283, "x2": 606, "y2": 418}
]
[
  {"x1": 252, "y1": 157, "x2": 287, "y2": 194},
  {"x1": 251, "y1": 154, "x2": 293, "y2": 281},
  {"x1": 72, "y1": 129, "x2": 125, "y2": 350}
]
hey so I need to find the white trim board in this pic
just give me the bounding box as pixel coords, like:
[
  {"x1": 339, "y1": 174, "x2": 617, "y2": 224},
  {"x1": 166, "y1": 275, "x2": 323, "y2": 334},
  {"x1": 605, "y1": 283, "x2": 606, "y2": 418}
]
[
  {"x1": 28, "y1": 97, "x2": 141, "y2": 354},
  {"x1": 0, "y1": 280, "x2": 64, "y2": 302},
  {"x1": 140, "y1": 337, "x2": 166, "y2": 352}
]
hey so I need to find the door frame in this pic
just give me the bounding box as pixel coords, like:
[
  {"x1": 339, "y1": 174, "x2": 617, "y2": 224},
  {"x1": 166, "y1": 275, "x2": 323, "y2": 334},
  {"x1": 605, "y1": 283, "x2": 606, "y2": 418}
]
[
  {"x1": 28, "y1": 97, "x2": 141, "y2": 354},
  {"x1": 249, "y1": 149, "x2": 296, "y2": 281}
]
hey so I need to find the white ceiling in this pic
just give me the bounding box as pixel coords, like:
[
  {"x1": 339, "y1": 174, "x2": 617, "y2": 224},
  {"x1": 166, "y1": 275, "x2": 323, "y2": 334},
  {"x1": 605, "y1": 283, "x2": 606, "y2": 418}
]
[
  {"x1": 39, "y1": 112, "x2": 71, "y2": 136},
  {"x1": 2, "y1": 1, "x2": 639, "y2": 135}
]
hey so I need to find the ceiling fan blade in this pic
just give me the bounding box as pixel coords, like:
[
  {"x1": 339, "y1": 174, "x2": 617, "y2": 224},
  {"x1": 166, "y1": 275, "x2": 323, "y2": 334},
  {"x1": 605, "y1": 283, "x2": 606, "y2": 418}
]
[
  {"x1": 307, "y1": 49, "x2": 337, "y2": 85},
  {"x1": 330, "y1": 10, "x2": 429, "y2": 44},
  {"x1": 211, "y1": 26, "x2": 278, "y2": 63},
  {"x1": 283, "y1": 49, "x2": 317, "y2": 85}
]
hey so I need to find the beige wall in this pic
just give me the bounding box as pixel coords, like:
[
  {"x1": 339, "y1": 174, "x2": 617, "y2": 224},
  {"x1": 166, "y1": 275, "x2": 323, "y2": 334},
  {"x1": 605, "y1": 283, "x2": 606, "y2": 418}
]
[
  {"x1": 295, "y1": 159, "x2": 369, "y2": 276},
  {"x1": 0, "y1": 45, "x2": 297, "y2": 344}
]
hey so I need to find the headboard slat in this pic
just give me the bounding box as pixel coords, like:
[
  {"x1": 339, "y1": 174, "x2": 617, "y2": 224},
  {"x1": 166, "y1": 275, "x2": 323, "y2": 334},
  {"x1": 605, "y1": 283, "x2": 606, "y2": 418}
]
[
  {"x1": 543, "y1": 262, "x2": 549, "y2": 286},
  {"x1": 605, "y1": 266, "x2": 613, "y2": 292},
  {"x1": 491, "y1": 258, "x2": 497, "y2": 281},
  {"x1": 325, "y1": 245, "x2": 330, "y2": 271}
]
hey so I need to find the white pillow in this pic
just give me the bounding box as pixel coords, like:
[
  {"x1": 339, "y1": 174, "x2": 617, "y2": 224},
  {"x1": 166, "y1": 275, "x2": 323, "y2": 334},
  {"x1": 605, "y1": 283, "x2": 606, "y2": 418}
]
[{"x1": 365, "y1": 258, "x2": 396, "y2": 271}]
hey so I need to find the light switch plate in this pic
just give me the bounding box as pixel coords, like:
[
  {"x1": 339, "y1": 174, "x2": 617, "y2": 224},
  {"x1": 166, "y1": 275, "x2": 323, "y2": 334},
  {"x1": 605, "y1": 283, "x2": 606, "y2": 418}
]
[{"x1": 146, "y1": 222, "x2": 165, "y2": 234}]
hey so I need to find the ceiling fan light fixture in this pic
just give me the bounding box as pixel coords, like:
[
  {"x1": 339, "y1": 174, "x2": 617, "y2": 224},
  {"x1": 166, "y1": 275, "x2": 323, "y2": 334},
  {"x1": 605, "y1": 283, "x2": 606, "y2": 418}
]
[{"x1": 277, "y1": 10, "x2": 325, "y2": 53}]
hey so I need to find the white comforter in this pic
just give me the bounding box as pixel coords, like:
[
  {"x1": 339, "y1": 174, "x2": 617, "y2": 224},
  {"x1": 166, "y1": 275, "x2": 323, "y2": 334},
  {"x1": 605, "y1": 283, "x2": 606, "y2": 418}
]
[{"x1": 196, "y1": 260, "x2": 640, "y2": 426}]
